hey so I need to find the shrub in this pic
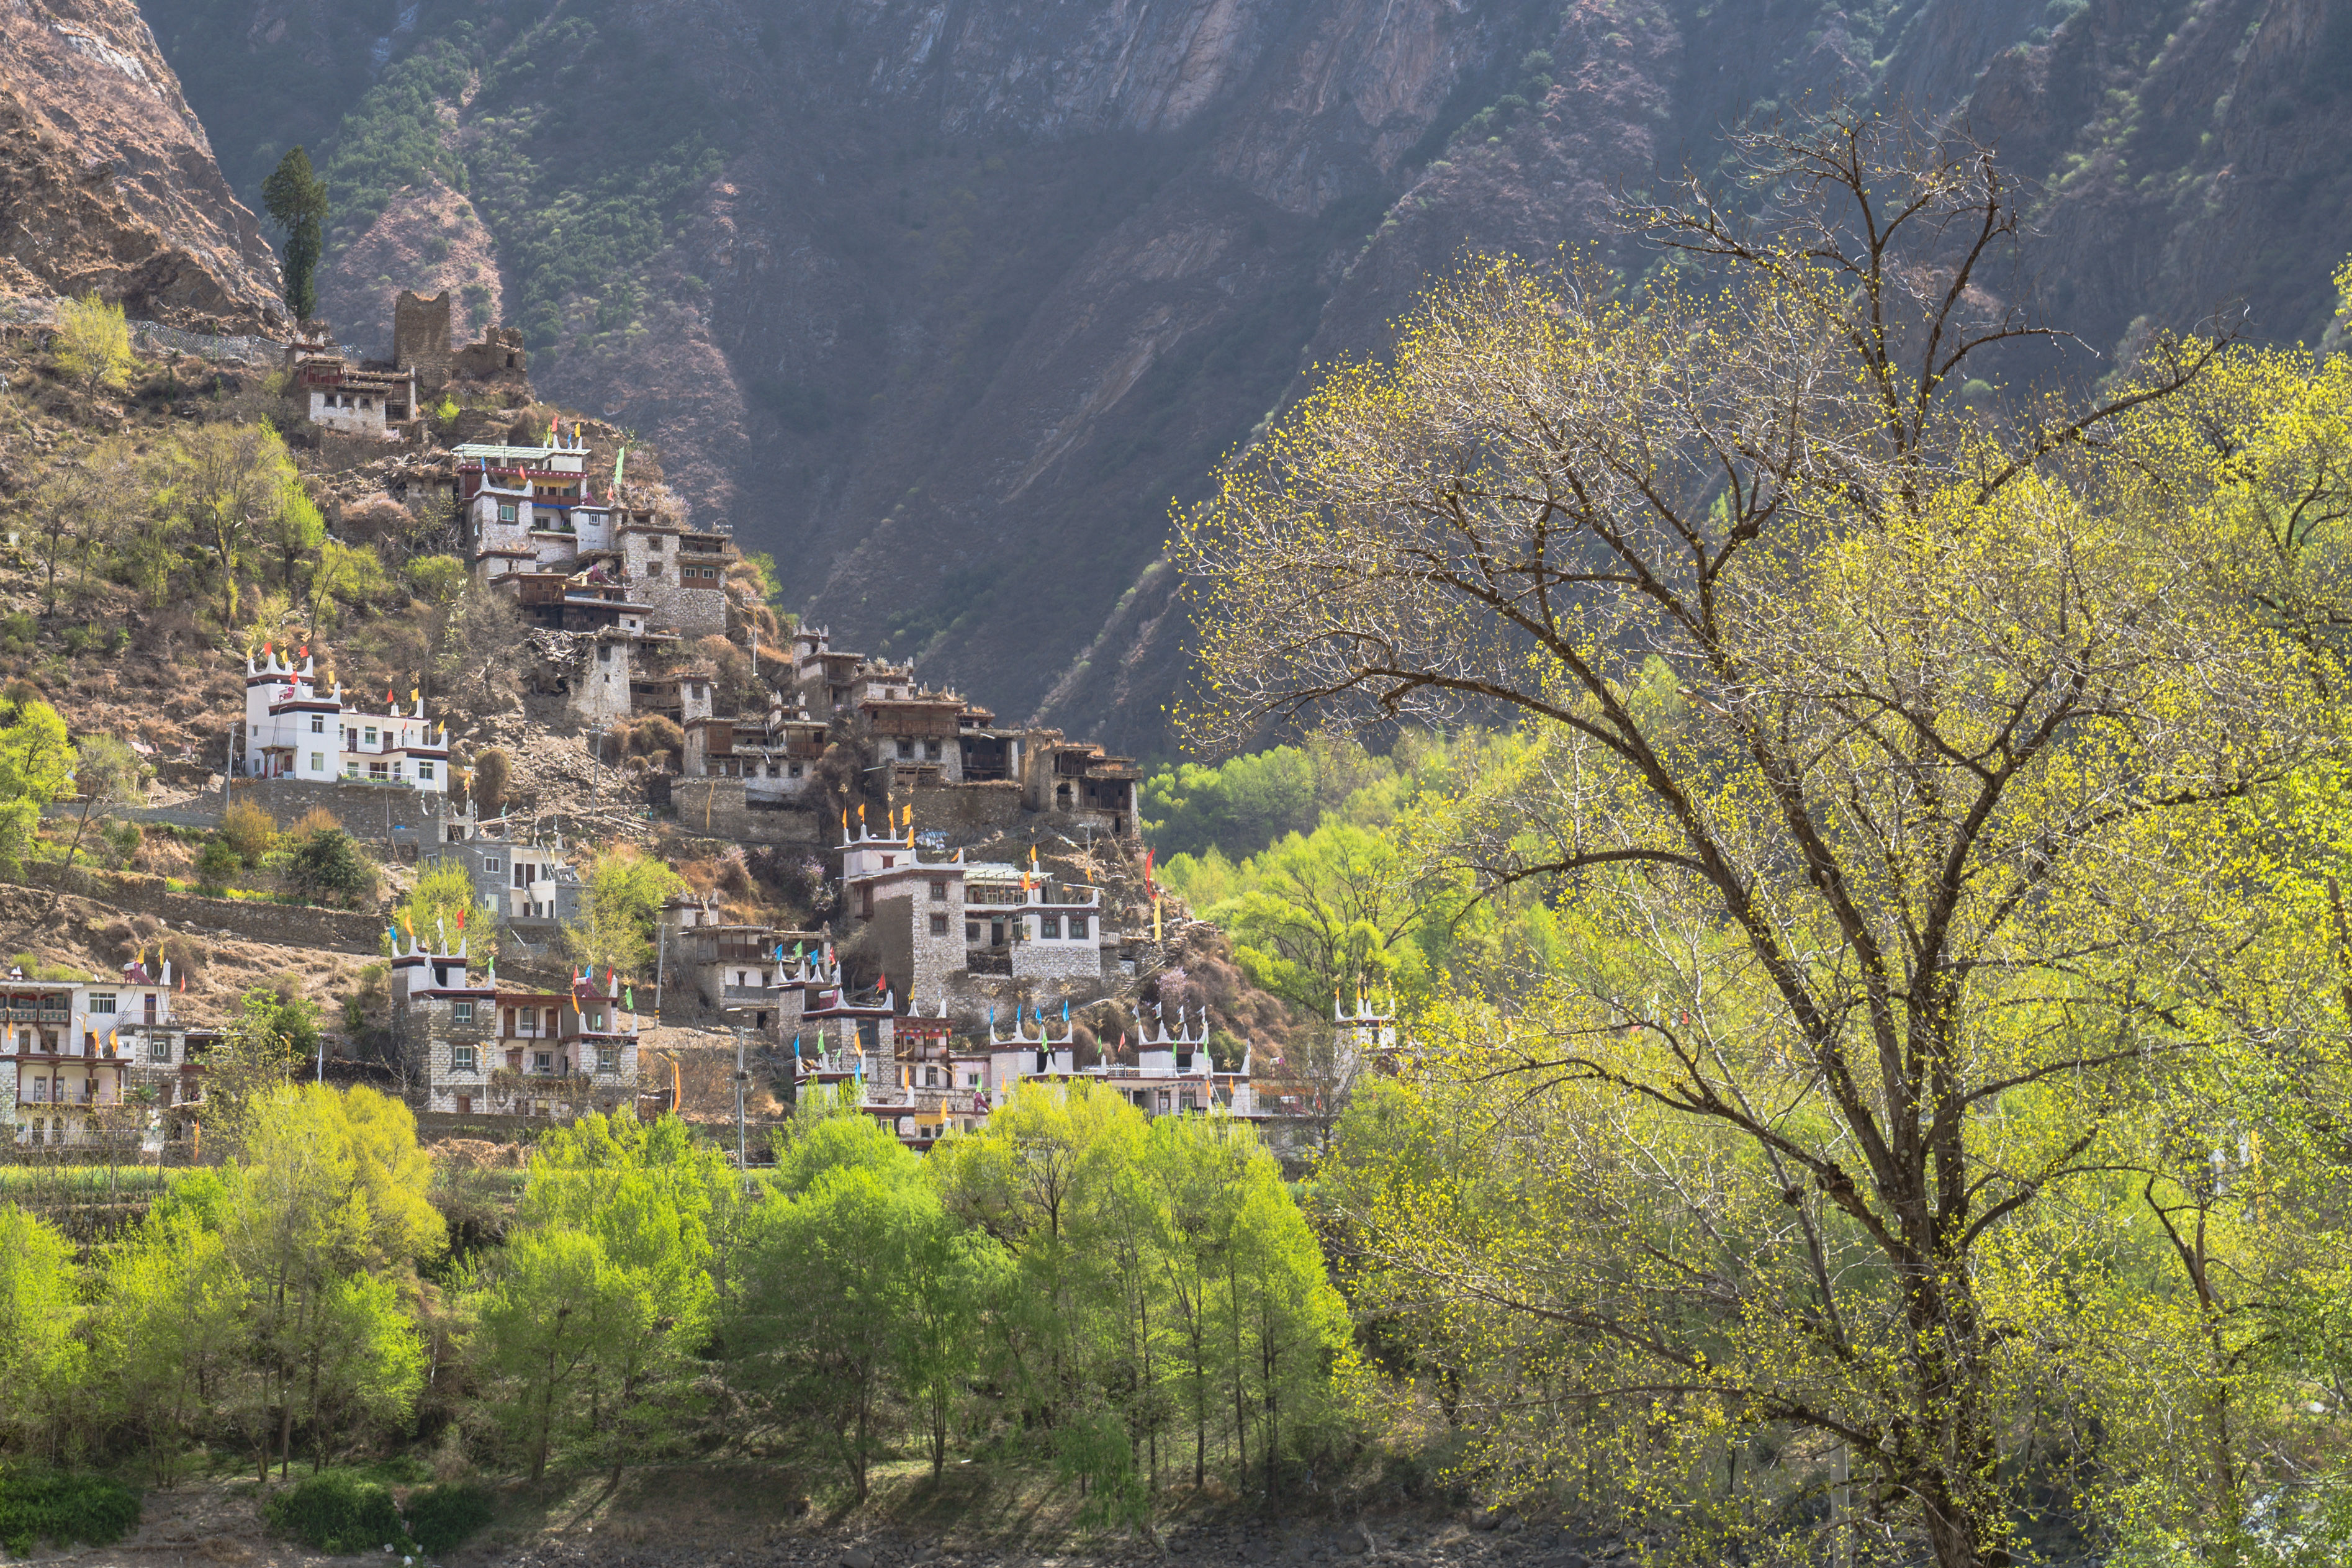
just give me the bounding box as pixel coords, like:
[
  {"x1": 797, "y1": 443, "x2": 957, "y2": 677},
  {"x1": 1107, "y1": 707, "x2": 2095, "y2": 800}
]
[
  {"x1": 405, "y1": 1482, "x2": 495, "y2": 1554},
  {"x1": 0, "y1": 614, "x2": 34, "y2": 655},
  {"x1": 472, "y1": 747, "x2": 510, "y2": 818},
  {"x1": 0, "y1": 1472, "x2": 142, "y2": 1556},
  {"x1": 221, "y1": 800, "x2": 277, "y2": 864},
  {"x1": 264, "y1": 1472, "x2": 409, "y2": 1555},
  {"x1": 287, "y1": 827, "x2": 376, "y2": 905},
  {"x1": 195, "y1": 837, "x2": 240, "y2": 892},
  {"x1": 289, "y1": 806, "x2": 343, "y2": 839}
]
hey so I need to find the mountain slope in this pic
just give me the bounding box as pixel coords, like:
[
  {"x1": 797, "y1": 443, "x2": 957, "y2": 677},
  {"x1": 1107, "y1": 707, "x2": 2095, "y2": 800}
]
[
  {"x1": 0, "y1": 0, "x2": 284, "y2": 330},
  {"x1": 132, "y1": 0, "x2": 2352, "y2": 752}
]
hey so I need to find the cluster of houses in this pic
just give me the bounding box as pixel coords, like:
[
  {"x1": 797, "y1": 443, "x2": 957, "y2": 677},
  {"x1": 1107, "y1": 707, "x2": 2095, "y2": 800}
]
[
  {"x1": 12, "y1": 292, "x2": 1361, "y2": 1154},
  {"x1": 0, "y1": 962, "x2": 219, "y2": 1147}
]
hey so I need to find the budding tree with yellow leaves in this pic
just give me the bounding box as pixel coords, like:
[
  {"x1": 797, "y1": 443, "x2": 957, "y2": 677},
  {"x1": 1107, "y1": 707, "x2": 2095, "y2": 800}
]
[{"x1": 1178, "y1": 110, "x2": 2352, "y2": 1568}]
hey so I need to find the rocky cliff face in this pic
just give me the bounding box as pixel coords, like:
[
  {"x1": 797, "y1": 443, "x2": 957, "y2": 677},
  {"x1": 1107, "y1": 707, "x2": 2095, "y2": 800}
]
[
  {"x1": 139, "y1": 0, "x2": 2352, "y2": 750},
  {"x1": 0, "y1": 0, "x2": 284, "y2": 330}
]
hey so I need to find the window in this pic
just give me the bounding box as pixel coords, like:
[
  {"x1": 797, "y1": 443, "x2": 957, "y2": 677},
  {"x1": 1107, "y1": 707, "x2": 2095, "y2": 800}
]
[
  {"x1": 598, "y1": 644, "x2": 612, "y2": 662},
  {"x1": 705, "y1": 567, "x2": 718, "y2": 579},
  {"x1": 310, "y1": 714, "x2": 324, "y2": 733},
  {"x1": 88, "y1": 994, "x2": 115, "y2": 1014},
  {"x1": 310, "y1": 753, "x2": 325, "y2": 772},
  {"x1": 1068, "y1": 914, "x2": 1088, "y2": 939},
  {"x1": 930, "y1": 880, "x2": 948, "y2": 902},
  {"x1": 788, "y1": 763, "x2": 803, "y2": 779},
  {"x1": 453, "y1": 1002, "x2": 474, "y2": 1023},
  {"x1": 597, "y1": 1045, "x2": 618, "y2": 1073},
  {"x1": 369, "y1": 762, "x2": 389, "y2": 779},
  {"x1": 1040, "y1": 916, "x2": 1061, "y2": 940},
  {"x1": 533, "y1": 1052, "x2": 553, "y2": 1073},
  {"x1": 498, "y1": 502, "x2": 517, "y2": 523},
  {"x1": 966, "y1": 922, "x2": 980, "y2": 942},
  {"x1": 765, "y1": 763, "x2": 778, "y2": 777},
  {"x1": 965, "y1": 1072, "x2": 981, "y2": 1088},
  {"x1": 364, "y1": 726, "x2": 378, "y2": 746},
  {"x1": 930, "y1": 913, "x2": 949, "y2": 936},
  {"x1": 897, "y1": 739, "x2": 914, "y2": 759},
  {"x1": 418, "y1": 762, "x2": 435, "y2": 781},
  {"x1": 148, "y1": 1035, "x2": 169, "y2": 1061},
  {"x1": 925, "y1": 739, "x2": 942, "y2": 760},
  {"x1": 924, "y1": 1065, "x2": 939, "y2": 1088},
  {"x1": 453, "y1": 1045, "x2": 477, "y2": 1071},
  {"x1": 589, "y1": 1010, "x2": 605, "y2": 1031},
  {"x1": 648, "y1": 534, "x2": 664, "y2": 551}
]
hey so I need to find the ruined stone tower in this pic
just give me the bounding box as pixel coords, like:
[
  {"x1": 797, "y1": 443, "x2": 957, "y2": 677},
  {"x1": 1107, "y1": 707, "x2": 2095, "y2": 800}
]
[{"x1": 393, "y1": 290, "x2": 454, "y2": 390}]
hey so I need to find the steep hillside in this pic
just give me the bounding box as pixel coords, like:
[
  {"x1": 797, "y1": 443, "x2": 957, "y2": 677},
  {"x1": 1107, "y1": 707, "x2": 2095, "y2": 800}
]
[
  {"x1": 133, "y1": 0, "x2": 2352, "y2": 751},
  {"x1": 0, "y1": 0, "x2": 284, "y2": 330}
]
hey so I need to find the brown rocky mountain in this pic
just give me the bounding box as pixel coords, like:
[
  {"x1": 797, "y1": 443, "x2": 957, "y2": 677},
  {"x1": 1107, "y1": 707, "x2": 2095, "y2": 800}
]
[
  {"x1": 91, "y1": 0, "x2": 2352, "y2": 749},
  {"x1": 0, "y1": 0, "x2": 283, "y2": 330}
]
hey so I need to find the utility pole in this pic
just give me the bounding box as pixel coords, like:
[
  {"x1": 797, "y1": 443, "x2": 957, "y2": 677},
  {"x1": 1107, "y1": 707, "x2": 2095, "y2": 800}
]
[
  {"x1": 731, "y1": 1023, "x2": 750, "y2": 1177},
  {"x1": 654, "y1": 919, "x2": 666, "y2": 1022}
]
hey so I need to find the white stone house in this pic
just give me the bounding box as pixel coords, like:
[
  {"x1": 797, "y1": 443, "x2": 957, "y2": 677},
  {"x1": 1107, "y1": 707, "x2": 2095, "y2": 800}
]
[
  {"x1": 238, "y1": 647, "x2": 451, "y2": 791},
  {"x1": 839, "y1": 824, "x2": 1109, "y2": 994},
  {"x1": 2, "y1": 962, "x2": 179, "y2": 1146},
  {"x1": 390, "y1": 932, "x2": 642, "y2": 1119}
]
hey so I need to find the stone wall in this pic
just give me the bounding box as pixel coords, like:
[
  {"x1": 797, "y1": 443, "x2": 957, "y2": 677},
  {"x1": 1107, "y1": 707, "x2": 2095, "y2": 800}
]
[
  {"x1": 870, "y1": 886, "x2": 968, "y2": 1003},
  {"x1": 1014, "y1": 937, "x2": 1107, "y2": 983},
  {"x1": 162, "y1": 778, "x2": 445, "y2": 840},
  {"x1": 906, "y1": 781, "x2": 1027, "y2": 836},
  {"x1": 392, "y1": 291, "x2": 454, "y2": 387},
  {"x1": 670, "y1": 779, "x2": 825, "y2": 845},
  {"x1": 11, "y1": 869, "x2": 386, "y2": 953}
]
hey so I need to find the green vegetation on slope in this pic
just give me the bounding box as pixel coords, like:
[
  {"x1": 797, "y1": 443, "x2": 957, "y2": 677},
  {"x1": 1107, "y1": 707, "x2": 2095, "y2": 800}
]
[{"x1": 0, "y1": 1084, "x2": 1343, "y2": 1526}]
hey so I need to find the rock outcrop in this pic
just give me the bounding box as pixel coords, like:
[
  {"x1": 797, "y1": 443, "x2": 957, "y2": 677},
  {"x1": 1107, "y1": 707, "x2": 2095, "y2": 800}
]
[
  {"x1": 145, "y1": 0, "x2": 2352, "y2": 750},
  {"x1": 0, "y1": 0, "x2": 284, "y2": 330}
]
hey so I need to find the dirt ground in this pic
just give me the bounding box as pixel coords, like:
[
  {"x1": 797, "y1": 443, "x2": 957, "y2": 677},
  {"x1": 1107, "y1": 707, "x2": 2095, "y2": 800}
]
[{"x1": 19, "y1": 1464, "x2": 1631, "y2": 1568}]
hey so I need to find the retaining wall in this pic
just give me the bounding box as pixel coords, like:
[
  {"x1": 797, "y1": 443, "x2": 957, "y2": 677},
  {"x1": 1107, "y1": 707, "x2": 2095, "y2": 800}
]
[
  {"x1": 7, "y1": 869, "x2": 385, "y2": 953},
  {"x1": 669, "y1": 780, "x2": 824, "y2": 845}
]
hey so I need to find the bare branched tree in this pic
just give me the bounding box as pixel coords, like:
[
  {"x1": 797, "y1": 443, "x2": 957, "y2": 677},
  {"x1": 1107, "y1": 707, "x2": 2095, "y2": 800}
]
[{"x1": 1179, "y1": 111, "x2": 2350, "y2": 1567}]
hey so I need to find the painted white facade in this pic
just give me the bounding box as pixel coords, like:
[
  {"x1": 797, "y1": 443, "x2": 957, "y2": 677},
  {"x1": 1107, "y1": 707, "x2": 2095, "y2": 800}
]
[
  {"x1": 2, "y1": 963, "x2": 178, "y2": 1145},
  {"x1": 239, "y1": 647, "x2": 450, "y2": 791}
]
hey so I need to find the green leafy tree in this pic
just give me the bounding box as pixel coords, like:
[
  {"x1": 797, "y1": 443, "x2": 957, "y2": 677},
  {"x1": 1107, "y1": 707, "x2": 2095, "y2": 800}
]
[
  {"x1": 176, "y1": 423, "x2": 299, "y2": 628},
  {"x1": 197, "y1": 987, "x2": 316, "y2": 1157},
  {"x1": 224, "y1": 1084, "x2": 437, "y2": 1477},
  {"x1": 307, "y1": 539, "x2": 389, "y2": 631},
  {"x1": 286, "y1": 827, "x2": 376, "y2": 906},
  {"x1": 477, "y1": 1226, "x2": 630, "y2": 1482},
  {"x1": 1191, "y1": 118, "x2": 2352, "y2": 1566},
  {"x1": 476, "y1": 1111, "x2": 728, "y2": 1481},
  {"x1": 394, "y1": 857, "x2": 490, "y2": 957},
  {"x1": 90, "y1": 1212, "x2": 247, "y2": 1483},
  {"x1": 407, "y1": 554, "x2": 467, "y2": 606},
  {"x1": 732, "y1": 1154, "x2": 924, "y2": 1498},
  {"x1": 52, "y1": 291, "x2": 133, "y2": 395},
  {"x1": 268, "y1": 485, "x2": 325, "y2": 597},
  {"x1": 55, "y1": 731, "x2": 143, "y2": 886},
  {"x1": 564, "y1": 844, "x2": 686, "y2": 977},
  {"x1": 0, "y1": 1207, "x2": 86, "y2": 1461},
  {"x1": 260, "y1": 148, "x2": 328, "y2": 321},
  {"x1": 0, "y1": 696, "x2": 75, "y2": 877}
]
